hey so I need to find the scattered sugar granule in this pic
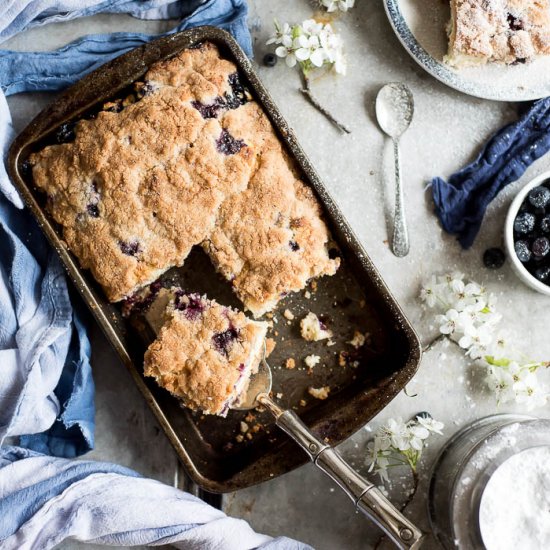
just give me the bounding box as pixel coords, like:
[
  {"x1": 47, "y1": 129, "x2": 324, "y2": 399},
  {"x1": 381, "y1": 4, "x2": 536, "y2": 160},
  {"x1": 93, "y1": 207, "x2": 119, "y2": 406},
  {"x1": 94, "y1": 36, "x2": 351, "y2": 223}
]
[
  {"x1": 300, "y1": 312, "x2": 333, "y2": 341},
  {"x1": 304, "y1": 354, "x2": 321, "y2": 368},
  {"x1": 283, "y1": 309, "x2": 295, "y2": 320},
  {"x1": 285, "y1": 358, "x2": 296, "y2": 370},
  {"x1": 276, "y1": 392, "x2": 283, "y2": 399},
  {"x1": 326, "y1": 339, "x2": 336, "y2": 347},
  {"x1": 235, "y1": 434, "x2": 244, "y2": 443},
  {"x1": 304, "y1": 291, "x2": 311, "y2": 299},
  {"x1": 299, "y1": 399, "x2": 307, "y2": 407},
  {"x1": 240, "y1": 421, "x2": 249, "y2": 433},
  {"x1": 308, "y1": 386, "x2": 331, "y2": 400},
  {"x1": 348, "y1": 331, "x2": 368, "y2": 349}
]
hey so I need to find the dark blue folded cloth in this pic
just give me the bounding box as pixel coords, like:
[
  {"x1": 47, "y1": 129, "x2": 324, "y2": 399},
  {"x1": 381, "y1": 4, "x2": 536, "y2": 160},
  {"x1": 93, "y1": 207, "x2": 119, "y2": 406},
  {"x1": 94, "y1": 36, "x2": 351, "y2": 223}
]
[{"x1": 432, "y1": 97, "x2": 550, "y2": 249}]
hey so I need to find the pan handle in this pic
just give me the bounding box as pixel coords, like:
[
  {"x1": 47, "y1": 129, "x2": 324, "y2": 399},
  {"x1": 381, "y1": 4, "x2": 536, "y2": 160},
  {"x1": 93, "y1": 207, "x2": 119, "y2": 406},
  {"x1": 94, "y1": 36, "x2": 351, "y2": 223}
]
[{"x1": 259, "y1": 395, "x2": 425, "y2": 550}]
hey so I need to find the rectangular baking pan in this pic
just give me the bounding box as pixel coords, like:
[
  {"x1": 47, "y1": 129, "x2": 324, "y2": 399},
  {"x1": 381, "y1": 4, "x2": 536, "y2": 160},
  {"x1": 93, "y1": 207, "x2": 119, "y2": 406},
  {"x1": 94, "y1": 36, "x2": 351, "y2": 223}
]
[{"x1": 8, "y1": 26, "x2": 421, "y2": 493}]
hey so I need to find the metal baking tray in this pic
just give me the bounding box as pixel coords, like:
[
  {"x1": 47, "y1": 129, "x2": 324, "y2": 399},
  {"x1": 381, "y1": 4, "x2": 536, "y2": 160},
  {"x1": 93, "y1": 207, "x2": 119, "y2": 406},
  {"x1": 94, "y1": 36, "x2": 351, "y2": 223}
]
[{"x1": 8, "y1": 26, "x2": 421, "y2": 493}]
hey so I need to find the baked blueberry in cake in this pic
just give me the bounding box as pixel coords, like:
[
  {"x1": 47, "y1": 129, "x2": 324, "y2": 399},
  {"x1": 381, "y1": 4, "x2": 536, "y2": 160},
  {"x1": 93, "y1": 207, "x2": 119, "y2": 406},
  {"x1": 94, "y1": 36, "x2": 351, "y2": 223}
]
[
  {"x1": 141, "y1": 287, "x2": 268, "y2": 416},
  {"x1": 29, "y1": 43, "x2": 255, "y2": 302},
  {"x1": 446, "y1": 0, "x2": 550, "y2": 67}
]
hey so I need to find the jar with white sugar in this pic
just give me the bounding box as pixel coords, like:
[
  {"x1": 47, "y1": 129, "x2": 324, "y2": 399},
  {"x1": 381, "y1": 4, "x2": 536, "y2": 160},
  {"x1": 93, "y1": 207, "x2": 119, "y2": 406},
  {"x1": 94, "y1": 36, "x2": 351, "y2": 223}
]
[{"x1": 428, "y1": 414, "x2": 550, "y2": 549}]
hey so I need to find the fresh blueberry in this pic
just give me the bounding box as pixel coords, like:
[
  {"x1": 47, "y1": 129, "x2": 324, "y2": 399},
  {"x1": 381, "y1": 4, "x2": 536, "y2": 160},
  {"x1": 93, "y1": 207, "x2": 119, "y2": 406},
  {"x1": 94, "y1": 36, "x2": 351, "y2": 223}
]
[
  {"x1": 515, "y1": 240, "x2": 531, "y2": 263},
  {"x1": 216, "y1": 129, "x2": 245, "y2": 155},
  {"x1": 514, "y1": 211, "x2": 536, "y2": 234},
  {"x1": 483, "y1": 248, "x2": 506, "y2": 269},
  {"x1": 532, "y1": 237, "x2": 550, "y2": 258},
  {"x1": 212, "y1": 326, "x2": 240, "y2": 356},
  {"x1": 263, "y1": 53, "x2": 278, "y2": 67},
  {"x1": 541, "y1": 214, "x2": 550, "y2": 233},
  {"x1": 528, "y1": 186, "x2": 550, "y2": 209},
  {"x1": 119, "y1": 240, "x2": 140, "y2": 256},
  {"x1": 534, "y1": 265, "x2": 550, "y2": 283}
]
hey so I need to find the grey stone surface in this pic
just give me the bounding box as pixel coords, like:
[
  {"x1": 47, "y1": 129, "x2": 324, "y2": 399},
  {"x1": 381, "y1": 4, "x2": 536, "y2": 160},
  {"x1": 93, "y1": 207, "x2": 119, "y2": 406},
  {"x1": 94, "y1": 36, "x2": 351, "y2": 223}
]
[{"x1": 5, "y1": 2, "x2": 550, "y2": 549}]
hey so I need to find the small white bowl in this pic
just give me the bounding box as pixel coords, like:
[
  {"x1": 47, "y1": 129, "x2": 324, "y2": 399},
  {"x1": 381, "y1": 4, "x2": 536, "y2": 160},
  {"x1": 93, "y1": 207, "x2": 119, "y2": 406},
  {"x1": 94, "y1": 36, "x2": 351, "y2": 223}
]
[{"x1": 505, "y1": 170, "x2": 550, "y2": 296}]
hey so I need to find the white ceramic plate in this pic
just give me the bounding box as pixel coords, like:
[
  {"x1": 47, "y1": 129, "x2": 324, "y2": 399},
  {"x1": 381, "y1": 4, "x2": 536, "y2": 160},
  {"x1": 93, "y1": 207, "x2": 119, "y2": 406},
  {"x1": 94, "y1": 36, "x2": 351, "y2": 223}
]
[{"x1": 384, "y1": 0, "x2": 550, "y2": 101}]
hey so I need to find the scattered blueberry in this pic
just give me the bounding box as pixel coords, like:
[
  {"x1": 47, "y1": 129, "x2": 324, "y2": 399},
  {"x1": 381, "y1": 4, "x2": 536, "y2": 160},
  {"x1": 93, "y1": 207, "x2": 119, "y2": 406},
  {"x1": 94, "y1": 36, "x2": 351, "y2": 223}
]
[
  {"x1": 119, "y1": 240, "x2": 140, "y2": 256},
  {"x1": 216, "y1": 129, "x2": 245, "y2": 155},
  {"x1": 289, "y1": 240, "x2": 300, "y2": 251},
  {"x1": 541, "y1": 214, "x2": 550, "y2": 233},
  {"x1": 263, "y1": 53, "x2": 278, "y2": 67},
  {"x1": 212, "y1": 326, "x2": 240, "y2": 356},
  {"x1": 515, "y1": 240, "x2": 531, "y2": 263},
  {"x1": 514, "y1": 211, "x2": 536, "y2": 234},
  {"x1": 528, "y1": 186, "x2": 550, "y2": 209},
  {"x1": 483, "y1": 247, "x2": 506, "y2": 269},
  {"x1": 55, "y1": 122, "x2": 76, "y2": 144},
  {"x1": 532, "y1": 236, "x2": 550, "y2": 258},
  {"x1": 534, "y1": 266, "x2": 550, "y2": 282}
]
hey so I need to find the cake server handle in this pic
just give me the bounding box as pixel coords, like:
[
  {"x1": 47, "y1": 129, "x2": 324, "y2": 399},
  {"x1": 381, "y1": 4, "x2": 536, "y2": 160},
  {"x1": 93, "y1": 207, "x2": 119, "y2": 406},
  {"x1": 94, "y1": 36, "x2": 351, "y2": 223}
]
[{"x1": 258, "y1": 395, "x2": 425, "y2": 550}]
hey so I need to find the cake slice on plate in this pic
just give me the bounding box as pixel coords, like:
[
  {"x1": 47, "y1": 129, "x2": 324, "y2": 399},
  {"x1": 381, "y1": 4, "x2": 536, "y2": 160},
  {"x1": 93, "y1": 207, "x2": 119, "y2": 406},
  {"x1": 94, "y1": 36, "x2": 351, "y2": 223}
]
[
  {"x1": 445, "y1": 0, "x2": 550, "y2": 67},
  {"x1": 136, "y1": 286, "x2": 267, "y2": 417}
]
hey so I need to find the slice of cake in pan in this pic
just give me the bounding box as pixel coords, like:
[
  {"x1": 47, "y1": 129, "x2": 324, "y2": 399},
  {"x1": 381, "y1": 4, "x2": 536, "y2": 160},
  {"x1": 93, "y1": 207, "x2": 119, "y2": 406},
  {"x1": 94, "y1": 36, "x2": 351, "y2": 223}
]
[
  {"x1": 138, "y1": 286, "x2": 267, "y2": 416},
  {"x1": 445, "y1": 0, "x2": 550, "y2": 67},
  {"x1": 202, "y1": 101, "x2": 340, "y2": 318}
]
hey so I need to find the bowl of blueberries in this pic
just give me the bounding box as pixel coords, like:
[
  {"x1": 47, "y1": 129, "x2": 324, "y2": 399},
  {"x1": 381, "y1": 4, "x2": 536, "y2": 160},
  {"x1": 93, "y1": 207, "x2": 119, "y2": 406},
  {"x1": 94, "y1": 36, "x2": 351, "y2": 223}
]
[{"x1": 505, "y1": 171, "x2": 550, "y2": 295}]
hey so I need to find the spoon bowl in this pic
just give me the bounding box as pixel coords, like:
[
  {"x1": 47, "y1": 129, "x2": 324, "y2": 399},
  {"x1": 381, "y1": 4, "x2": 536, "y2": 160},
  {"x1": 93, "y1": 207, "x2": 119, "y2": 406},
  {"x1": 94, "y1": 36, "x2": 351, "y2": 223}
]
[
  {"x1": 375, "y1": 82, "x2": 414, "y2": 257},
  {"x1": 376, "y1": 82, "x2": 414, "y2": 139}
]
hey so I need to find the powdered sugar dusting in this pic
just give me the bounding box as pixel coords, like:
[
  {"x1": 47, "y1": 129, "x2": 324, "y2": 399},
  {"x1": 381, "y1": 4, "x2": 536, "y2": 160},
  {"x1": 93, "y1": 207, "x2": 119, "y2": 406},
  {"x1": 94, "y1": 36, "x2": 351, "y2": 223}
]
[
  {"x1": 385, "y1": 0, "x2": 550, "y2": 100},
  {"x1": 479, "y1": 446, "x2": 550, "y2": 550}
]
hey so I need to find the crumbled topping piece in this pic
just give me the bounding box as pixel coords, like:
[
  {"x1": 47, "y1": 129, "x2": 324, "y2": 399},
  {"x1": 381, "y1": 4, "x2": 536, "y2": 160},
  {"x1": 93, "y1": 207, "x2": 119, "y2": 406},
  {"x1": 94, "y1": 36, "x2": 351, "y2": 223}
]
[
  {"x1": 348, "y1": 330, "x2": 368, "y2": 349},
  {"x1": 285, "y1": 358, "x2": 296, "y2": 370},
  {"x1": 308, "y1": 386, "x2": 331, "y2": 400},
  {"x1": 283, "y1": 309, "x2": 295, "y2": 320},
  {"x1": 304, "y1": 354, "x2": 321, "y2": 368},
  {"x1": 240, "y1": 421, "x2": 249, "y2": 433},
  {"x1": 300, "y1": 312, "x2": 333, "y2": 341}
]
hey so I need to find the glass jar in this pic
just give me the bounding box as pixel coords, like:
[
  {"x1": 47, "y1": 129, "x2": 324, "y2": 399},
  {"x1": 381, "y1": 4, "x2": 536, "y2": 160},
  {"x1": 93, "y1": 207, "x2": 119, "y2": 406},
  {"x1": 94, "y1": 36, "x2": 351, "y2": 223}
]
[{"x1": 428, "y1": 414, "x2": 550, "y2": 549}]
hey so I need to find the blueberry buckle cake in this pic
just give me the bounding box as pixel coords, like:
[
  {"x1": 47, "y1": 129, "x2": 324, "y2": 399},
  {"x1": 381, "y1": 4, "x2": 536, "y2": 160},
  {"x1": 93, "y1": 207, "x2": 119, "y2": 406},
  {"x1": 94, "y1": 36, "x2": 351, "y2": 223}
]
[
  {"x1": 141, "y1": 286, "x2": 268, "y2": 416},
  {"x1": 29, "y1": 43, "x2": 255, "y2": 302},
  {"x1": 445, "y1": 0, "x2": 550, "y2": 67},
  {"x1": 29, "y1": 41, "x2": 339, "y2": 316}
]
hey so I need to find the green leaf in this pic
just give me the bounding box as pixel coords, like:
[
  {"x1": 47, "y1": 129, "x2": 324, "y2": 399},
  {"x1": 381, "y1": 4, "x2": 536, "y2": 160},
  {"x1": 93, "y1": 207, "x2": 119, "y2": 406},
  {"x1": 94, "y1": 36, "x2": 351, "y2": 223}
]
[{"x1": 484, "y1": 355, "x2": 510, "y2": 367}]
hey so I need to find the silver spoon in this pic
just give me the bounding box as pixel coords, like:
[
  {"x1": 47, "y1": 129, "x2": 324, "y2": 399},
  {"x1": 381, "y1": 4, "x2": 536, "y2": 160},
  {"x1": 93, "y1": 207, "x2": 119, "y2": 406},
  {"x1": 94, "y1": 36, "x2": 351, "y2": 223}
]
[
  {"x1": 376, "y1": 83, "x2": 414, "y2": 258},
  {"x1": 234, "y1": 345, "x2": 425, "y2": 550}
]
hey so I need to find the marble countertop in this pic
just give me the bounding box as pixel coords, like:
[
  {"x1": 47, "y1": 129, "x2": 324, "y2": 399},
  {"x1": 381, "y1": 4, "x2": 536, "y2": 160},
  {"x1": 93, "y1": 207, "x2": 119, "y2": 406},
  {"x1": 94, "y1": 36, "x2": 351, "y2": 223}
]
[{"x1": 5, "y1": 2, "x2": 550, "y2": 549}]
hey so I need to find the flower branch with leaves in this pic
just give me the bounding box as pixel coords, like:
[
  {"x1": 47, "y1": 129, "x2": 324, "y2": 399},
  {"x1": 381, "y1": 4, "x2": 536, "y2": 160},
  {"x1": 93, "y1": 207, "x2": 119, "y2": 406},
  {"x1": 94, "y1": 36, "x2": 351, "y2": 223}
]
[
  {"x1": 266, "y1": 19, "x2": 350, "y2": 134},
  {"x1": 420, "y1": 272, "x2": 549, "y2": 409},
  {"x1": 366, "y1": 415, "x2": 444, "y2": 510}
]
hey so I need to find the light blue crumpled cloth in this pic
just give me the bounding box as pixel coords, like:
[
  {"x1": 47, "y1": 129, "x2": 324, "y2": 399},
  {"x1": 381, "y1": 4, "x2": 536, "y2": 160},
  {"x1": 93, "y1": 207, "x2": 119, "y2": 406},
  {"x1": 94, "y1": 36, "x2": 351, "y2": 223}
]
[
  {"x1": 0, "y1": 446, "x2": 312, "y2": 550},
  {"x1": 0, "y1": 0, "x2": 251, "y2": 457}
]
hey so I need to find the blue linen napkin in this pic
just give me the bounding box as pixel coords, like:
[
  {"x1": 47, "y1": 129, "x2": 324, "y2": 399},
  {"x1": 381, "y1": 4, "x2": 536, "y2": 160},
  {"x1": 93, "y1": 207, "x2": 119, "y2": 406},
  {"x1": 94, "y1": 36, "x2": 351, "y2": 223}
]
[
  {"x1": 0, "y1": 446, "x2": 312, "y2": 550},
  {"x1": 0, "y1": 0, "x2": 251, "y2": 458},
  {"x1": 431, "y1": 98, "x2": 550, "y2": 249}
]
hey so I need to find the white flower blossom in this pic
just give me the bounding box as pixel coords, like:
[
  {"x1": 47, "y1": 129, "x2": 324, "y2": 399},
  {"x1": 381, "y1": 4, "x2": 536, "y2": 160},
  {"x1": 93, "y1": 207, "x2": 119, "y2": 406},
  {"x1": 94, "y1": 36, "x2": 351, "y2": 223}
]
[
  {"x1": 421, "y1": 272, "x2": 549, "y2": 410},
  {"x1": 267, "y1": 19, "x2": 346, "y2": 75},
  {"x1": 365, "y1": 416, "x2": 444, "y2": 483},
  {"x1": 320, "y1": 0, "x2": 355, "y2": 12}
]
